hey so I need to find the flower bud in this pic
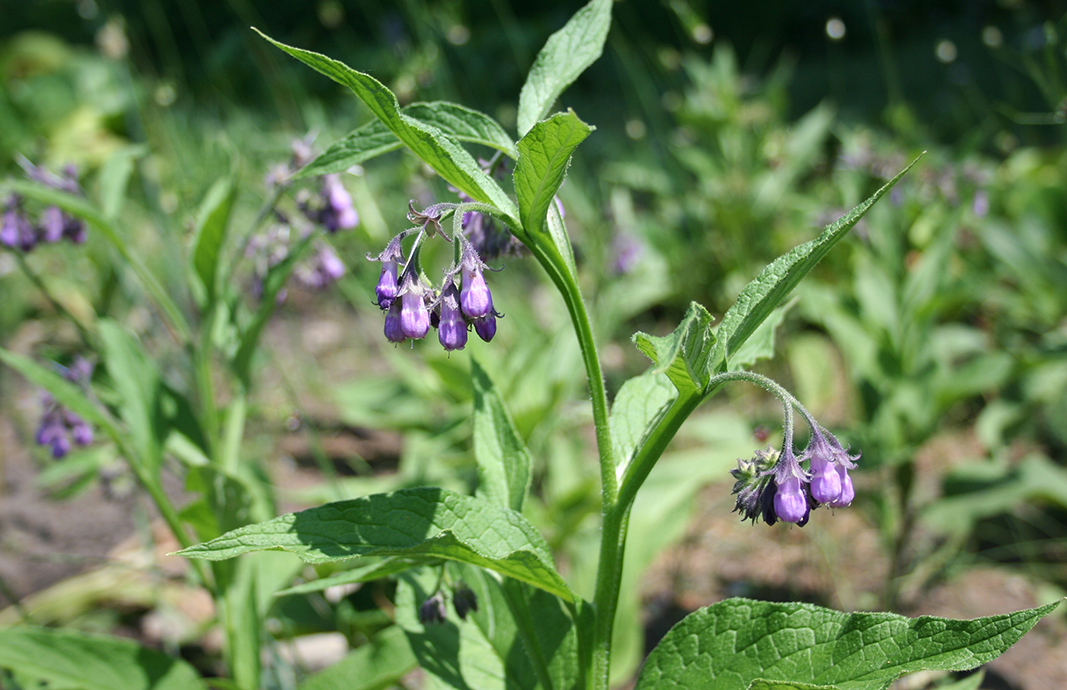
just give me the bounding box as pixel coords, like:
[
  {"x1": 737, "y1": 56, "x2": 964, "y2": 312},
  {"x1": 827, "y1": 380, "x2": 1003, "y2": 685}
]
[
  {"x1": 39, "y1": 206, "x2": 66, "y2": 243},
  {"x1": 418, "y1": 592, "x2": 447, "y2": 625},
  {"x1": 320, "y1": 174, "x2": 359, "y2": 232},
  {"x1": 376, "y1": 260, "x2": 399, "y2": 309},
  {"x1": 452, "y1": 583, "x2": 478, "y2": 620},
  {"x1": 460, "y1": 266, "x2": 493, "y2": 319},
  {"x1": 473, "y1": 313, "x2": 497, "y2": 342},
  {"x1": 384, "y1": 301, "x2": 405, "y2": 343},
  {"x1": 400, "y1": 289, "x2": 430, "y2": 340},
  {"x1": 828, "y1": 464, "x2": 855, "y2": 507},
  {"x1": 772, "y1": 473, "x2": 809, "y2": 525}
]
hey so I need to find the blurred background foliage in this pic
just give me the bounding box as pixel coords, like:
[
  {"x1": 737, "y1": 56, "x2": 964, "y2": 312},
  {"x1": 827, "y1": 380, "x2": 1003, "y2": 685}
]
[{"x1": 3, "y1": 0, "x2": 1067, "y2": 687}]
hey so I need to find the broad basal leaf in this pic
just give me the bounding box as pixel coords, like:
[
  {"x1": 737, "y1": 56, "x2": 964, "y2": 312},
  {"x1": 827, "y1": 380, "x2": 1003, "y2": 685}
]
[
  {"x1": 632, "y1": 301, "x2": 716, "y2": 397},
  {"x1": 708, "y1": 156, "x2": 921, "y2": 377},
  {"x1": 177, "y1": 487, "x2": 573, "y2": 602},
  {"x1": 256, "y1": 30, "x2": 518, "y2": 226},
  {"x1": 0, "y1": 627, "x2": 205, "y2": 690},
  {"x1": 301, "y1": 102, "x2": 518, "y2": 178},
  {"x1": 472, "y1": 358, "x2": 532, "y2": 513},
  {"x1": 635, "y1": 597, "x2": 1058, "y2": 690},
  {"x1": 517, "y1": 0, "x2": 612, "y2": 136}
]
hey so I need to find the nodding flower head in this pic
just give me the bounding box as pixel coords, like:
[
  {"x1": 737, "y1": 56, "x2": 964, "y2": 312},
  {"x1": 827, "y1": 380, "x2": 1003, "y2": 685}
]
[
  {"x1": 458, "y1": 241, "x2": 493, "y2": 319},
  {"x1": 397, "y1": 273, "x2": 432, "y2": 340},
  {"x1": 731, "y1": 448, "x2": 778, "y2": 525},
  {"x1": 772, "y1": 445, "x2": 812, "y2": 525},
  {"x1": 369, "y1": 233, "x2": 407, "y2": 309},
  {"x1": 801, "y1": 425, "x2": 859, "y2": 508},
  {"x1": 418, "y1": 592, "x2": 447, "y2": 625},
  {"x1": 436, "y1": 280, "x2": 467, "y2": 352}
]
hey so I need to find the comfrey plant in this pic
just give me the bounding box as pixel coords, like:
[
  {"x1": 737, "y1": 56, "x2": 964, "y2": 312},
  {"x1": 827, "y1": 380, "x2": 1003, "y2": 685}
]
[
  {"x1": 165, "y1": 3, "x2": 1055, "y2": 690},
  {"x1": 0, "y1": 3, "x2": 1055, "y2": 689}
]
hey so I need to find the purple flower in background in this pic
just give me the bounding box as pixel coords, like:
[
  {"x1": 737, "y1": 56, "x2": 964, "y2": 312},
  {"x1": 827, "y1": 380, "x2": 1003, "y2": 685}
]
[
  {"x1": 295, "y1": 244, "x2": 346, "y2": 290},
  {"x1": 34, "y1": 357, "x2": 95, "y2": 459},
  {"x1": 319, "y1": 174, "x2": 359, "y2": 232},
  {"x1": 452, "y1": 583, "x2": 478, "y2": 620},
  {"x1": 418, "y1": 592, "x2": 447, "y2": 625}
]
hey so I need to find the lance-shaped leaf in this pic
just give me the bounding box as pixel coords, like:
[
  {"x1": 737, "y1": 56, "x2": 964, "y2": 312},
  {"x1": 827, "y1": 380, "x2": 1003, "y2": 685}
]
[
  {"x1": 177, "y1": 487, "x2": 574, "y2": 602},
  {"x1": 301, "y1": 102, "x2": 518, "y2": 178},
  {"x1": 256, "y1": 30, "x2": 519, "y2": 226},
  {"x1": 632, "y1": 301, "x2": 716, "y2": 397},
  {"x1": 635, "y1": 597, "x2": 1059, "y2": 690},
  {"x1": 0, "y1": 627, "x2": 205, "y2": 690},
  {"x1": 517, "y1": 0, "x2": 612, "y2": 136},
  {"x1": 99, "y1": 319, "x2": 165, "y2": 470},
  {"x1": 472, "y1": 358, "x2": 532, "y2": 513},
  {"x1": 191, "y1": 174, "x2": 236, "y2": 303},
  {"x1": 708, "y1": 156, "x2": 921, "y2": 377}
]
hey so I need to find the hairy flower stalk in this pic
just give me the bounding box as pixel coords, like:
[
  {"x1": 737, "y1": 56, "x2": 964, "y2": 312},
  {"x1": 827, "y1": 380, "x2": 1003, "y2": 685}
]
[{"x1": 724, "y1": 371, "x2": 860, "y2": 526}]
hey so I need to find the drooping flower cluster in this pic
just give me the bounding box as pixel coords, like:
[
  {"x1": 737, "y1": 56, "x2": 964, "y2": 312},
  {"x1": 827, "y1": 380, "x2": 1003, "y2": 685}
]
[
  {"x1": 417, "y1": 583, "x2": 479, "y2": 625},
  {"x1": 731, "y1": 421, "x2": 858, "y2": 526},
  {"x1": 370, "y1": 201, "x2": 502, "y2": 351},
  {"x1": 35, "y1": 356, "x2": 95, "y2": 459},
  {"x1": 1, "y1": 163, "x2": 86, "y2": 252},
  {"x1": 245, "y1": 139, "x2": 357, "y2": 301}
]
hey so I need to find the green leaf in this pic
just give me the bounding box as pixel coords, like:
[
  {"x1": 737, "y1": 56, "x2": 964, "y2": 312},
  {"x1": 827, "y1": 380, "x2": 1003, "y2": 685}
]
[
  {"x1": 395, "y1": 566, "x2": 578, "y2": 690},
  {"x1": 300, "y1": 625, "x2": 417, "y2": 690},
  {"x1": 517, "y1": 0, "x2": 613, "y2": 136},
  {"x1": 256, "y1": 30, "x2": 518, "y2": 226},
  {"x1": 746, "y1": 682, "x2": 837, "y2": 690},
  {"x1": 725, "y1": 298, "x2": 795, "y2": 371},
  {"x1": 302, "y1": 102, "x2": 518, "y2": 178},
  {"x1": 632, "y1": 301, "x2": 716, "y2": 397},
  {"x1": 97, "y1": 144, "x2": 147, "y2": 221},
  {"x1": 176, "y1": 487, "x2": 574, "y2": 602},
  {"x1": 708, "y1": 156, "x2": 921, "y2": 376},
  {"x1": 0, "y1": 627, "x2": 205, "y2": 690},
  {"x1": 232, "y1": 231, "x2": 316, "y2": 385},
  {"x1": 610, "y1": 370, "x2": 676, "y2": 472},
  {"x1": 98, "y1": 319, "x2": 164, "y2": 470},
  {"x1": 191, "y1": 175, "x2": 237, "y2": 303},
  {"x1": 472, "y1": 358, "x2": 532, "y2": 513},
  {"x1": 635, "y1": 597, "x2": 1059, "y2": 690},
  {"x1": 514, "y1": 109, "x2": 591, "y2": 239},
  {"x1": 278, "y1": 557, "x2": 425, "y2": 596}
]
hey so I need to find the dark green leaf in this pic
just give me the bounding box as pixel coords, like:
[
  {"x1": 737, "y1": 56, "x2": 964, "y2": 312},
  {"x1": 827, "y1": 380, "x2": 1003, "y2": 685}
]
[
  {"x1": 301, "y1": 102, "x2": 517, "y2": 178},
  {"x1": 472, "y1": 358, "x2": 532, "y2": 513},
  {"x1": 255, "y1": 30, "x2": 518, "y2": 226},
  {"x1": 708, "y1": 156, "x2": 921, "y2": 376},
  {"x1": 725, "y1": 299, "x2": 795, "y2": 371},
  {"x1": 0, "y1": 627, "x2": 205, "y2": 690},
  {"x1": 191, "y1": 175, "x2": 237, "y2": 303},
  {"x1": 746, "y1": 682, "x2": 838, "y2": 690},
  {"x1": 299, "y1": 625, "x2": 417, "y2": 690},
  {"x1": 177, "y1": 487, "x2": 573, "y2": 602},
  {"x1": 517, "y1": 0, "x2": 612, "y2": 136},
  {"x1": 635, "y1": 597, "x2": 1058, "y2": 690},
  {"x1": 632, "y1": 301, "x2": 716, "y2": 397}
]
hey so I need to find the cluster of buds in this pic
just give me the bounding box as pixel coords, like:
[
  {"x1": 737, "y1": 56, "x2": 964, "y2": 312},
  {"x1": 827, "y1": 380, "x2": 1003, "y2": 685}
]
[
  {"x1": 35, "y1": 357, "x2": 95, "y2": 459},
  {"x1": 1, "y1": 163, "x2": 86, "y2": 252},
  {"x1": 731, "y1": 419, "x2": 858, "y2": 527},
  {"x1": 370, "y1": 201, "x2": 502, "y2": 351},
  {"x1": 417, "y1": 582, "x2": 479, "y2": 625}
]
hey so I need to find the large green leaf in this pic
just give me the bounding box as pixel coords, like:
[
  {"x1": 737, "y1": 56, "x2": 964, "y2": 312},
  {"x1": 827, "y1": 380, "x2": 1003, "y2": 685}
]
[
  {"x1": 635, "y1": 597, "x2": 1058, "y2": 690},
  {"x1": 98, "y1": 319, "x2": 164, "y2": 470},
  {"x1": 609, "y1": 370, "x2": 675, "y2": 473},
  {"x1": 395, "y1": 566, "x2": 578, "y2": 690},
  {"x1": 300, "y1": 625, "x2": 417, "y2": 690},
  {"x1": 191, "y1": 174, "x2": 236, "y2": 303},
  {"x1": 0, "y1": 627, "x2": 205, "y2": 690},
  {"x1": 632, "y1": 301, "x2": 716, "y2": 397},
  {"x1": 708, "y1": 156, "x2": 921, "y2": 376},
  {"x1": 516, "y1": 0, "x2": 612, "y2": 136},
  {"x1": 256, "y1": 30, "x2": 519, "y2": 226},
  {"x1": 472, "y1": 358, "x2": 532, "y2": 513},
  {"x1": 177, "y1": 487, "x2": 573, "y2": 602},
  {"x1": 302, "y1": 102, "x2": 518, "y2": 178}
]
